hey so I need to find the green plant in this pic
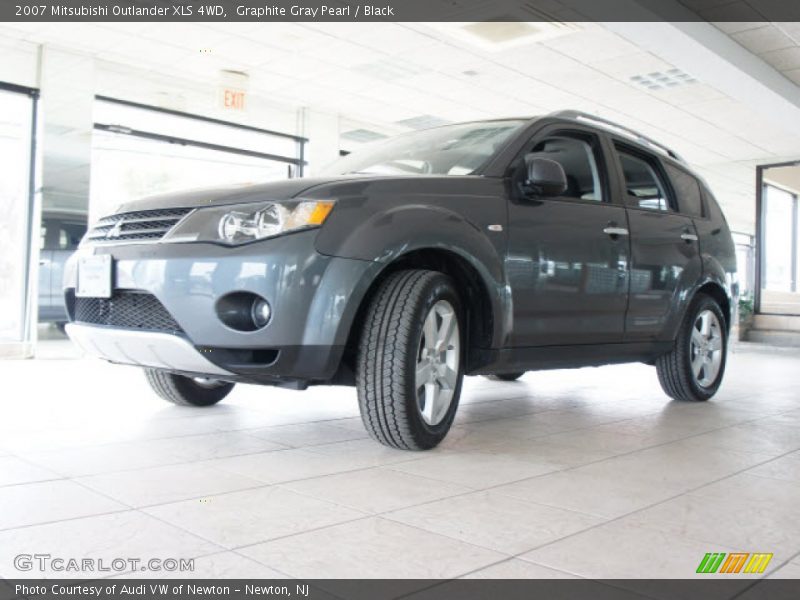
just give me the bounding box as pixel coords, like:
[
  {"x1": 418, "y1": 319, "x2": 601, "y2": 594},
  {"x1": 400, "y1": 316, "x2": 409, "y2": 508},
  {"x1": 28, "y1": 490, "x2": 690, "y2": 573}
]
[{"x1": 738, "y1": 295, "x2": 754, "y2": 322}]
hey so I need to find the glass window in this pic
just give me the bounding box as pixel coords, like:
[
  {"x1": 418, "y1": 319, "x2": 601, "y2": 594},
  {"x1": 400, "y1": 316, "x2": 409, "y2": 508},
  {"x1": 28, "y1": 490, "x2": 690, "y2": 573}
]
[
  {"x1": 763, "y1": 184, "x2": 795, "y2": 293},
  {"x1": 0, "y1": 88, "x2": 34, "y2": 344},
  {"x1": 528, "y1": 135, "x2": 603, "y2": 202},
  {"x1": 324, "y1": 120, "x2": 525, "y2": 177},
  {"x1": 617, "y1": 150, "x2": 670, "y2": 211},
  {"x1": 90, "y1": 122, "x2": 292, "y2": 221},
  {"x1": 666, "y1": 164, "x2": 703, "y2": 217}
]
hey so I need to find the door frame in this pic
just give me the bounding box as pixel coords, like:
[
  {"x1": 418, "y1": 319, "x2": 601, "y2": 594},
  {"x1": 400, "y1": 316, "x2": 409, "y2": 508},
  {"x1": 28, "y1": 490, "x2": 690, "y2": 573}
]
[{"x1": 755, "y1": 160, "x2": 800, "y2": 316}]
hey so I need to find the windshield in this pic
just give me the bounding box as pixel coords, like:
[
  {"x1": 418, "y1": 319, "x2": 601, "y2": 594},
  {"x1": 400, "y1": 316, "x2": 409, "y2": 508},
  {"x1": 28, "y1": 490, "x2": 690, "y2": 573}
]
[{"x1": 323, "y1": 120, "x2": 526, "y2": 177}]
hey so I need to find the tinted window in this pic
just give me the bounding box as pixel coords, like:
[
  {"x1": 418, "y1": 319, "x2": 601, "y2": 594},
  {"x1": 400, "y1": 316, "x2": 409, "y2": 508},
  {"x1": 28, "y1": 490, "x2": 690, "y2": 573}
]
[
  {"x1": 666, "y1": 164, "x2": 704, "y2": 217},
  {"x1": 617, "y1": 150, "x2": 670, "y2": 211},
  {"x1": 529, "y1": 135, "x2": 604, "y2": 202}
]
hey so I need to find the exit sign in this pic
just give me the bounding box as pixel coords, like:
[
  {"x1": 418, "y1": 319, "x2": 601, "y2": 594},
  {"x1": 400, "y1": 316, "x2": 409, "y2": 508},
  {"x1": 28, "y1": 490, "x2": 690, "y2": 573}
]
[{"x1": 220, "y1": 87, "x2": 246, "y2": 111}]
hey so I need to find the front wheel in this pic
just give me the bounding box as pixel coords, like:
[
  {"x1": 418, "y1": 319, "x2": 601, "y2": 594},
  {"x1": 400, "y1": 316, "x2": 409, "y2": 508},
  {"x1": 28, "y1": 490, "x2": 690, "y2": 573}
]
[
  {"x1": 656, "y1": 294, "x2": 728, "y2": 402},
  {"x1": 144, "y1": 369, "x2": 234, "y2": 406},
  {"x1": 356, "y1": 270, "x2": 464, "y2": 450}
]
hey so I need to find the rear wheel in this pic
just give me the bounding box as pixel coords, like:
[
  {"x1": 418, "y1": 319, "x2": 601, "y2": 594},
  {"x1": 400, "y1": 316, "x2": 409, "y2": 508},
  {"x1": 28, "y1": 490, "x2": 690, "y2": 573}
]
[
  {"x1": 656, "y1": 294, "x2": 727, "y2": 402},
  {"x1": 486, "y1": 372, "x2": 525, "y2": 382},
  {"x1": 144, "y1": 369, "x2": 234, "y2": 407},
  {"x1": 356, "y1": 270, "x2": 463, "y2": 450}
]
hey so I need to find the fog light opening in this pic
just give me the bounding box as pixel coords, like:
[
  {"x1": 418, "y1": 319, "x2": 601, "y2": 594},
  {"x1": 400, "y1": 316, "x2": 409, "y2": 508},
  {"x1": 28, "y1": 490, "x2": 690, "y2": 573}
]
[{"x1": 216, "y1": 292, "x2": 272, "y2": 332}]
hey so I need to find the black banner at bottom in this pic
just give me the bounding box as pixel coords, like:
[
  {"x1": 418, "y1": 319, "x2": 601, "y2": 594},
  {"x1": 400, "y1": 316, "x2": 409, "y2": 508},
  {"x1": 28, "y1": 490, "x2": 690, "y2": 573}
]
[{"x1": 3, "y1": 579, "x2": 800, "y2": 600}]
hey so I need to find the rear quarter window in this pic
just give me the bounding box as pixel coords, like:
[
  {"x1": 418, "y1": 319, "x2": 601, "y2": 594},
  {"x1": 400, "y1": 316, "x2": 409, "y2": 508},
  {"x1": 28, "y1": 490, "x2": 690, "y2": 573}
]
[{"x1": 666, "y1": 164, "x2": 704, "y2": 218}]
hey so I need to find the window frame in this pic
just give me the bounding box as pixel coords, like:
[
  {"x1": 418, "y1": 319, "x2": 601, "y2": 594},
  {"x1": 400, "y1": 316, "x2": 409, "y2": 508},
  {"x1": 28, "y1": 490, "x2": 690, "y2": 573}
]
[
  {"x1": 509, "y1": 126, "x2": 613, "y2": 207},
  {"x1": 611, "y1": 141, "x2": 677, "y2": 213}
]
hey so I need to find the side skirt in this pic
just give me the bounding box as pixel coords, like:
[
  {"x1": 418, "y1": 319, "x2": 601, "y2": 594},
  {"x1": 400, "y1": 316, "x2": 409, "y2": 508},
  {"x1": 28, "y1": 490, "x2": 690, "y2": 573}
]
[{"x1": 467, "y1": 341, "x2": 674, "y2": 375}]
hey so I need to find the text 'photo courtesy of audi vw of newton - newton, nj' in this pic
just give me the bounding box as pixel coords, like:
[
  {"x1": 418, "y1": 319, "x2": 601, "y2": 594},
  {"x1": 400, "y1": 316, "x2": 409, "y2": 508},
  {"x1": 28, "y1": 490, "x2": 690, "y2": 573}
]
[{"x1": 64, "y1": 110, "x2": 736, "y2": 450}]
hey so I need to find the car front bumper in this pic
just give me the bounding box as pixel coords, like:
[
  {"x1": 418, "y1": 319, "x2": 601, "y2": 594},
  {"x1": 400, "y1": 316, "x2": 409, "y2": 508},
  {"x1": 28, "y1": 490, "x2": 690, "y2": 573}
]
[{"x1": 63, "y1": 230, "x2": 379, "y2": 385}]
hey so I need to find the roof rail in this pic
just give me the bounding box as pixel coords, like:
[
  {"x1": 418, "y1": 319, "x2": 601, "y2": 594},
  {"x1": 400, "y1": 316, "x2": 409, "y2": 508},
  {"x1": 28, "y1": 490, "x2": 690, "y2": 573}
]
[{"x1": 547, "y1": 110, "x2": 686, "y2": 164}]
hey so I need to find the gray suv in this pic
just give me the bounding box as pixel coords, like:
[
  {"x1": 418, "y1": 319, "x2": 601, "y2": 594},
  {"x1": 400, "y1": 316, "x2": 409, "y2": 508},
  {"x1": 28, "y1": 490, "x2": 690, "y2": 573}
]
[{"x1": 64, "y1": 111, "x2": 736, "y2": 450}]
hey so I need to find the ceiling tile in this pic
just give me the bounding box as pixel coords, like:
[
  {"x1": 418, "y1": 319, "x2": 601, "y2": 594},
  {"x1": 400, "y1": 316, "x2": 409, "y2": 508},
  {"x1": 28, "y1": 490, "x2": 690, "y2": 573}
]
[
  {"x1": 731, "y1": 25, "x2": 795, "y2": 54},
  {"x1": 759, "y1": 46, "x2": 800, "y2": 71}
]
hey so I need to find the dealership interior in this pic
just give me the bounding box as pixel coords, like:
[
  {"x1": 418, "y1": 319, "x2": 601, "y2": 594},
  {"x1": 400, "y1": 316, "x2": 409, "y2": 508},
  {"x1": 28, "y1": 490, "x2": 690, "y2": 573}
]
[{"x1": 1, "y1": 12, "x2": 800, "y2": 588}]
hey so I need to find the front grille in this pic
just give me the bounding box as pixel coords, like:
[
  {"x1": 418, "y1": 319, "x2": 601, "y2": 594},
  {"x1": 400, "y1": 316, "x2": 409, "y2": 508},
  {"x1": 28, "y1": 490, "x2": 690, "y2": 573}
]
[
  {"x1": 74, "y1": 291, "x2": 183, "y2": 334},
  {"x1": 85, "y1": 207, "x2": 193, "y2": 244}
]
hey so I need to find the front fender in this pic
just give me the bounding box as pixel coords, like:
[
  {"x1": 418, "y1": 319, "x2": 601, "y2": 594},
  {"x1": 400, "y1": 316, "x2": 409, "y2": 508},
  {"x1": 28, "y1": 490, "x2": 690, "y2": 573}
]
[{"x1": 315, "y1": 203, "x2": 510, "y2": 348}]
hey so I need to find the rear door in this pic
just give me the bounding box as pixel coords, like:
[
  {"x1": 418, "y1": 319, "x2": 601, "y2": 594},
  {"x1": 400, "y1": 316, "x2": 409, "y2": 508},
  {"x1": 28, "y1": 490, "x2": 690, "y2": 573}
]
[
  {"x1": 611, "y1": 143, "x2": 702, "y2": 341},
  {"x1": 506, "y1": 125, "x2": 630, "y2": 346}
]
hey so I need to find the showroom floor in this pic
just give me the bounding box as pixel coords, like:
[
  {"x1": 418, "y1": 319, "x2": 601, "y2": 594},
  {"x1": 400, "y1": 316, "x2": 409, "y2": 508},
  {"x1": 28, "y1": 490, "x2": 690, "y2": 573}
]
[{"x1": 1, "y1": 338, "x2": 800, "y2": 590}]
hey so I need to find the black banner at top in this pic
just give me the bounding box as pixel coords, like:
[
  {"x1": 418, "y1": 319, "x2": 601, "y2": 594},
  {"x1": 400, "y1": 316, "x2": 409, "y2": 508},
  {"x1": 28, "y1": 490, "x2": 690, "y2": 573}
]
[{"x1": 4, "y1": 0, "x2": 800, "y2": 22}]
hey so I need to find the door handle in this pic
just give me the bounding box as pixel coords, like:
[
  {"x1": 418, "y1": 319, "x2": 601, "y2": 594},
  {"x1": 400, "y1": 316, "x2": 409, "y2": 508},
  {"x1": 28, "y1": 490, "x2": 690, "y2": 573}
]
[
  {"x1": 680, "y1": 232, "x2": 698, "y2": 242},
  {"x1": 603, "y1": 226, "x2": 629, "y2": 237}
]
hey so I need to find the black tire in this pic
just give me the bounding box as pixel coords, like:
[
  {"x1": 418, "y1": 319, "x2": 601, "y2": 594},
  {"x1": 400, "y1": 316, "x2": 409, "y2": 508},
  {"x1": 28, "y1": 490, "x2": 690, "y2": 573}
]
[
  {"x1": 55, "y1": 322, "x2": 68, "y2": 335},
  {"x1": 486, "y1": 372, "x2": 525, "y2": 382},
  {"x1": 655, "y1": 294, "x2": 728, "y2": 402},
  {"x1": 356, "y1": 270, "x2": 464, "y2": 450},
  {"x1": 144, "y1": 369, "x2": 234, "y2": 407}
]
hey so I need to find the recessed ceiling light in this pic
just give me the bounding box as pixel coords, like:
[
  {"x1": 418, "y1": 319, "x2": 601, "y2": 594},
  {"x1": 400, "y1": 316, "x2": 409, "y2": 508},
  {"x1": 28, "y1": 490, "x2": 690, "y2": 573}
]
[
  {"x1": 341, "y1": 129, "x2": 388, "y2": 143},
  {"x1": 425, "y1": 20, "x2": 580, "y2": 52},
  {"x1": 630, "y1": 68, "x2": 697, "y2": 91},
  {"x1": 351, "y1": 58, "x2": 423, "y2": 82},
  {"x1": 396, "y1": 115, "x2": 453, "y2": 130}
]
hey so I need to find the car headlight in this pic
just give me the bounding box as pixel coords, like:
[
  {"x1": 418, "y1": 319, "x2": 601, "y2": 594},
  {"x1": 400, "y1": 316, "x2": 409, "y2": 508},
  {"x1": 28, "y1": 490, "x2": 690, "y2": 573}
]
[{"x1": 163, "y1": 200, "x2": 335, "y2": 245}]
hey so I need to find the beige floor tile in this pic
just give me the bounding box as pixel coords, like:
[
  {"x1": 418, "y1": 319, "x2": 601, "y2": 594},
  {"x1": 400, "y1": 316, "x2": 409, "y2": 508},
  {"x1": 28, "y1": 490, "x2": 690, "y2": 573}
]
[
  {"x1": 239, "y1": 517, "x2": 505, "y2": 579},
  {"x1": 145, "y1": 486, "x2": 364, "y2": 548},
  {"x1": 206, "y1": 448, "x2": 380, "y2": 484},
  {"x1": 0, "y1": 511, "x2": 219, "y2": 578},
  {"x1": 282, "y1": 467, "x2": 469, "y2": 514},
  {"x1": 461, "y1": 558, "x2": 580, "y2": 579},
  {"x1": 245, "y1": 422, "x2": 366, "y2": 448},
  {"x1": 0, "y1": 480, "x2": 125, "y2": 530},
  {"x1": 623, "y1": 490, "x2": 800, "y2": 557},
  {"x1": 0, "y1": 456, "x2": 60, "y2": 486},
  {"x1": 77, "y1": 462, "x2": 263, "y2": 507},
  {"x1": 385, "y1": 490, "x2": 603, "y2": 554},
  {"x1": 389, "y1": 450, "x2": 561, "y2": 489},
  {"x1": 115, "y1": 551, "x2": 289, "y2": 578},
  {"x1": 521, "y1": 520, "x2": 740, "y2": 580}
]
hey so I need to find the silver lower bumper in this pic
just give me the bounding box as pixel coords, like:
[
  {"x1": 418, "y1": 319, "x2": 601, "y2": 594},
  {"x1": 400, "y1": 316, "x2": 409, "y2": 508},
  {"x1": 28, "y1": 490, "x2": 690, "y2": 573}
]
[{"x1": 65, "y1": 323, "x2": 233, "y2": 376}]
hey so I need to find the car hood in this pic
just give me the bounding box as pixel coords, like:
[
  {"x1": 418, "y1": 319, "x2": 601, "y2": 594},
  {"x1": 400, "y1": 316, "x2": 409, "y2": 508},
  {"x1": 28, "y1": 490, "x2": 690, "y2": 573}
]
[{"x1": 114, "y1": 176, "x2": 377, "y2": 213}]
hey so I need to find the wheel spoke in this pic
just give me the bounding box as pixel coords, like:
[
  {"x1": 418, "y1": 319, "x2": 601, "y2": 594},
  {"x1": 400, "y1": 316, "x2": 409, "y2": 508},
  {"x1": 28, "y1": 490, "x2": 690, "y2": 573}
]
[
  {"x1": 709, "y1": 336, "x2": 722, "y2": 351},
  {"x1": 436, "y1": 311, "x2": 456, "y2": 351},
  {"x1": 438, "y1": 365, "x2": 458, "y2": 389},
  {"x1": 416, "y1": 362, "x2": 433, "y2": 388},
  {"x1": 698, "y1": 312, "x2": 710, "y2": 337},
  {"x1": 691, "y1": 329, "x2": 705, "y2": 348},
  {"x1": 423, "y1": 311, "x2": 438, "y2": 351},
  {"x1": 421, "y1": 382, "x2": 437, "y2": 423},
  {"x1": 692, "y1": 354, "x2": 705, "y2": 377}
]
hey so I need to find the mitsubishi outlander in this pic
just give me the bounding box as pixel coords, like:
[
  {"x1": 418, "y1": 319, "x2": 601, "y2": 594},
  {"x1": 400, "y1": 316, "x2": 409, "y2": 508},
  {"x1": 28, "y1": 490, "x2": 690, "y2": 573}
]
[{"x1": 64, "y1": 111, "x2": 737, "y2": 450}]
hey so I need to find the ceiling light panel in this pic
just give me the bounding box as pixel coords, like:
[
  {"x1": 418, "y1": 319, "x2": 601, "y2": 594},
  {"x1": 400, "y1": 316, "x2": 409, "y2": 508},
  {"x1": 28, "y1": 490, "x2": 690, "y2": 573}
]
[
  {"x1": 341, "y1": 128, "x2": 389, "y2": 143},
  {"x1": 396, "y1": 114, "x2": 453, "y2": 129},
  {"x1": 630, "y1": 68, "x2": 697, "y2": 90}
]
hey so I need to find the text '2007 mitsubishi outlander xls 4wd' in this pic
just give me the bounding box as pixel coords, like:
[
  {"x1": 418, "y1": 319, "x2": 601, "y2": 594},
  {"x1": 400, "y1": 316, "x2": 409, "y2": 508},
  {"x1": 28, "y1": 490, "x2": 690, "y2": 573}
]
[{"x1": 65, "y1": 111, "x2": 737, "y2": 450}]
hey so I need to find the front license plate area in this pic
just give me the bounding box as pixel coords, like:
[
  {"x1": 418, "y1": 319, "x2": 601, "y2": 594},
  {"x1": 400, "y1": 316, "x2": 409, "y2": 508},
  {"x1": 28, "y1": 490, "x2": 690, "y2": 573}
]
[{"x1": 76, "y1": 255, "x2": 113, "y2": 298}]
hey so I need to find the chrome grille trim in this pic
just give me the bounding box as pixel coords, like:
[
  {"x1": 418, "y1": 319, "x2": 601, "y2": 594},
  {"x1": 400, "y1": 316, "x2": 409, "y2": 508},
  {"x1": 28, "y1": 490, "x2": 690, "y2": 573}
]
[{"x1": 84, "y1": 207, "x2": 194, "y2": 244}]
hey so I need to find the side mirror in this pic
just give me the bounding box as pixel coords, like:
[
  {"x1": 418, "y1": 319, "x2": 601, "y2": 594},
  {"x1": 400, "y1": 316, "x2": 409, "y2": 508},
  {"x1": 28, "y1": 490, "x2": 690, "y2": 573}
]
[{"x1": 524, "y1": 155, "x2": 567, "y2": 197}]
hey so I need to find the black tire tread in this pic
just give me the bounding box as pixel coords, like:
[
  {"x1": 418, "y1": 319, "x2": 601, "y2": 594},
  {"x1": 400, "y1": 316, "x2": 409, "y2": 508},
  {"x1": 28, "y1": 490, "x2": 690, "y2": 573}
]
[
  {"x1": 655, "y1": 294, "x2": 726, "y2": 402},
  {"x1": 356, "y1": 270, "x2": 445, "y2": 450},
  {"x1": 144, "y1": 369, "x2": 232, "y2": 407}
]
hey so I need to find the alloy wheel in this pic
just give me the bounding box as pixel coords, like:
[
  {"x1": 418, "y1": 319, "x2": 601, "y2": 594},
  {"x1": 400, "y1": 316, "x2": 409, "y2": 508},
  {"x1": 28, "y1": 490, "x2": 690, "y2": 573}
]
[
  {"x1": 415, "y1": 300, "x2": 460, "y2": 426},
  {"x1": 690, "y1": 309, "x2": 723, "y2": 388}
]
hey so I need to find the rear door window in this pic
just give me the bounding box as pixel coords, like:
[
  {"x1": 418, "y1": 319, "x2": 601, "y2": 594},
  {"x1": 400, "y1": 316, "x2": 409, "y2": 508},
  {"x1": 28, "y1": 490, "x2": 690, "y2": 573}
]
[
  {"x1": 666, "y1": 164, "x2": 704, "y2": 217},
  {"x1": 616, "y1": 148, "x2": 671, "y2": 211}
]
